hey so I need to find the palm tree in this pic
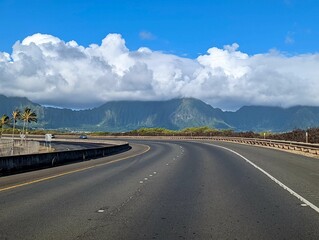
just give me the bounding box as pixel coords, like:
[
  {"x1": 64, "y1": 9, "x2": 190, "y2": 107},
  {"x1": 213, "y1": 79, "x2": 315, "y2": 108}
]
[
  {"x1": 21, "y1": 107, "x2": 37, "y2": 140},
  {"x1": 11, "y1": 110, "x2": 21, "y2": 154},
  {"x1": 12, "y1": 110, "x2": 21, "y2": 138},
  {"x1": 0, "y1": 114, "x2": 10, "y2": 139}
]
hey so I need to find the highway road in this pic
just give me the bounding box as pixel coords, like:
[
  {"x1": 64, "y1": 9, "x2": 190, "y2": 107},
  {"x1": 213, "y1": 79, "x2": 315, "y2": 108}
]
[
  {"x1": 0, "y1": 139, "x2": 319, "y2": 239},
  {"x1": 49, "y1": 140, "x2": 110, "y2": 151}
]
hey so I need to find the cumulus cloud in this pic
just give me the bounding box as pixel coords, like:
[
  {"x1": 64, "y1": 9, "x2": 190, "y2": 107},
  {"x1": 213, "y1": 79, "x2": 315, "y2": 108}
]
[{"x1": 1, "y1": 33, "x2": 319, "y2": 110}]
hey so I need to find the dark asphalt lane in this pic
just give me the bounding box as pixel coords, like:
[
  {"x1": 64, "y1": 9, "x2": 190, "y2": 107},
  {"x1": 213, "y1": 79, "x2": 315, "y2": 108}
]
[
  {"x1": 0, "y1": 140, "x2": 319, "y2": 239},
  {"x1": 48, "y1": 141, "x2": 108, "y2": 151},
  {"x1": 205, "y1": 140, "x2": 319, "y2": 208}
]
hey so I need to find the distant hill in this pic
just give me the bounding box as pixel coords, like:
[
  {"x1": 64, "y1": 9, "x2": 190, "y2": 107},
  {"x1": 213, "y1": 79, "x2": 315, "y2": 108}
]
[
  {"x1": 1, "y1": 94, "x2": 319, "y2": 132},
  {"x1": 0, "y1": 95, "x2": 40, "y2": 113},
  {"x1": 224, "y1": 106, "x2": 319, "y2": 132},
  {"x1": 41, "y1": 98, "x2": 230, "y2": 131}
]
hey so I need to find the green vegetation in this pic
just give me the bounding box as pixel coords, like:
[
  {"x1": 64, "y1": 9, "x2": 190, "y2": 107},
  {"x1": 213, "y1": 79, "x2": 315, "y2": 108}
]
[
  {"x1": 0, "y1": 114, "x2": 10, "y2": 138},
  {"x1": 112, "y1": 126, "x2": 258, "y2": 138},
  {"x1": 11, "y1": 109, "x2": 21, "y2": 141},
  {"x1": 0, "y1": 108, "x2": 38, "y2": 138},
  {"x1": 117, "y1": 127, "x2": 317, "y2": 143},
  {"x1": 129, "y1": 128, "x2": 175, "y2": 136},
  {"x1": 21, "y1": 107, "x2": 38, "y2": 136},
  {"x1": 266, "y1": 128, "x2": 319, "y2": 143}
]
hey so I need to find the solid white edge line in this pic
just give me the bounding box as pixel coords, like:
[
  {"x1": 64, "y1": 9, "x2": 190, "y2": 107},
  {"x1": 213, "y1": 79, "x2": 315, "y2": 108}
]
[{"x1": 205, "y1": 143, "x2": 319, "y2": 215}]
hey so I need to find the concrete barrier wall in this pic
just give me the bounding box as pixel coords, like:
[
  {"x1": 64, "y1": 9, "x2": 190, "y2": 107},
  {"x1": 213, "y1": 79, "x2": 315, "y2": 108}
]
[{"x1": 0, "y1": 143, "x2": 131, "y2": 176}]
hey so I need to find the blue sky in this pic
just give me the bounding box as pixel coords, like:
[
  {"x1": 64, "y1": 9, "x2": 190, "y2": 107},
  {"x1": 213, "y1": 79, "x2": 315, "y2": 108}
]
[
  {"x1": 1, "y1": 0, "x2": 319, "y2": 110},
  {"x1": 1, "y1": 0, "x2": 318, "y2": 57}
]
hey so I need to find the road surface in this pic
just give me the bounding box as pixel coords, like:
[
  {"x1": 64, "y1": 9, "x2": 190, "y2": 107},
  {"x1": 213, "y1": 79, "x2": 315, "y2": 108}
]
[
  {"x1": 0, "y1": 140, "x2": 319, "y2": 239},
  {"x1": 49, "y1": 141, "x2": 109, "y2": 151}
]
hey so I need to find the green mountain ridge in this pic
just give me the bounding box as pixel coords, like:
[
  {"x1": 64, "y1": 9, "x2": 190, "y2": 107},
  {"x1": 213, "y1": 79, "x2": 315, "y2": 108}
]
[{"x1": 1, "y1": 94, "x2": 319, "y2": 132}]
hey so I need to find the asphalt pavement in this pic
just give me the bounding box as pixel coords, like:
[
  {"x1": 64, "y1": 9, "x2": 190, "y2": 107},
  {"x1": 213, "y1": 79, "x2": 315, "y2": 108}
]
[
  {"x1": 0, "y1": 140, "x2": 318, "y2": 239},
  {"x1": 48, "y1": 141, "x2": 109, "y2": 151}
]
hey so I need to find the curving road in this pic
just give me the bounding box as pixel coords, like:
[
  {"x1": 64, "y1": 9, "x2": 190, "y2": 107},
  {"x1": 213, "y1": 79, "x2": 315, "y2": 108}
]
[
  {"x1": 42, "y1": 140, "x2": 109, "y2": 151},
  {"x1": 0, "y1": 140, "x2": 319, "y2": 239}
]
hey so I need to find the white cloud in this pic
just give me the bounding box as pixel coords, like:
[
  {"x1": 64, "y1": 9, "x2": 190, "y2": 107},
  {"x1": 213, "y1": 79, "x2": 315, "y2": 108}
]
[
  {"x1": 139, "y1": 31, "x2": 156, "y2": 40},
  {"x1": 285, "y1": 35, "x2": 295, "y2": 44},
  {"x1": 1, "y1": 33, "x2": 319, "y2": 110},
  {"x1": 285, "y1": 32, "x2": 295, "y2": 45}
]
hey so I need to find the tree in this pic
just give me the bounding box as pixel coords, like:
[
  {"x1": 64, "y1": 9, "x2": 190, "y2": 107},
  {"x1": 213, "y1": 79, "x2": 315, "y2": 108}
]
[
  {"x1": 11, "y1": 110, "x2": 21, "y2": 154},
  {"x1": 0, "y1": 114, "x2": 10, "y2": 138},
  {"x1": 21, "y1": 107, "x2": 37, "y2": 139},
  {"x1": 12, "y1": 109, "x2": 21, "y2": 138}
]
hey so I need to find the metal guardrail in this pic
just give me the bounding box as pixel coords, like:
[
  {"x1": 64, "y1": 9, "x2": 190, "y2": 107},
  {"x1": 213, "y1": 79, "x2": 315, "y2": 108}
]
[
  {"x1": 160, "y1": 135, "x2": 319, "y2": 155},
  {"x1": 106, "y1": 135, "x2": 319, "y2": 156},
  {"x1": 209, "y1": 136, "x2": 319, "y2": 155}
]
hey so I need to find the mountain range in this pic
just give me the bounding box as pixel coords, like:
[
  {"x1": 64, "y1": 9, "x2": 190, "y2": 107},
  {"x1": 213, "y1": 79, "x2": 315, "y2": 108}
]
[{"x1": 1, "y1": 94, "x2": 319, "y2": 132}]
